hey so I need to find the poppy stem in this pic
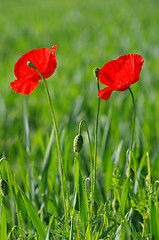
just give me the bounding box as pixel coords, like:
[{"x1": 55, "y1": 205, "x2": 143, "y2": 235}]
[
  {"x1": 128, "y1": 87, "x2": 136, "y2": 177},
  {"x1": 128, "y1": 87, "x2": 136, "y2": 151},
  {"x1": 93, "y1": 68, "x2": 101, "y2": 211},
  {"x1": 43, "y1": 78, "x2": 70, "y2": 219},
  {"x1": 93, "y1": 97, "x2": 100, "y2": 204},
  {"x1": 79, "y1": 120, "x2": 93, "y2": 217},
  {"x1": 28, "y1": 63, "x2": 69, "y2": 221}
]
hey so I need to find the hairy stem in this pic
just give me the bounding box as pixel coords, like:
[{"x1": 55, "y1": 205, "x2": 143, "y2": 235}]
[{"x1": 28, "y1": 63, "x2": 69, "y2": 220}]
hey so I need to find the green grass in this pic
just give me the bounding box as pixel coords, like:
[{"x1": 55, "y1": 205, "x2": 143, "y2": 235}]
[{"x1": 0, "y1": 0, "x2": 159, "y2": 239}]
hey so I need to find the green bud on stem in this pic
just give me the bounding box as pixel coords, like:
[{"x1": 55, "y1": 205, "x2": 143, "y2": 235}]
[
  {"x1": 94, "y1": 68, "x2": 100, "y2": 78},
  {"x1": 73, "y1": 134, "x2": 83, "y2": 153}
]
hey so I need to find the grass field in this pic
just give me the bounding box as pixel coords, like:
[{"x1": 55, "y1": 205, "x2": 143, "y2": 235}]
[{"x1": 0, "y1": 0, "x2": 159, "y2": 239}]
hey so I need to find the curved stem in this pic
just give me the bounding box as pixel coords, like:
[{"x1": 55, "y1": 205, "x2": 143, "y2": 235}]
[
  {"x1": 93, "y1": 77, "x2": 101, "y2": 205},
  {"x1": 28, "y1": 63, "x2": 69, "y2": 220},
  {"x1": 79, "y1": 120, "x2": 93, "y2": 216}
]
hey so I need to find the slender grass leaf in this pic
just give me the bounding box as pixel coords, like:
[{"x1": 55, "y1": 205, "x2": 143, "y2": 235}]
[
  {"x1": 150, "y1": 201, "x2": 159, "y2": 240},
  {"x1": 92, "y1": 215, "x2": 105, "y2": 240},
  {"x1": 120, "y1": 220, "x2": 131, "y2": 240},
  {"x1": 19, "y1": 186, "x2": 46, "y2": 240},
  {"x1": 69, "y1": 216, "x2": 73, "y2": 240},
  {"x1": 101, "y1": 113, "x2": 111, "y2": 159},
  {"x1": 16, "y1": 190, "x2": 28, "y2": 221},
  {"x1": 104, "y1": 154, "x2": 113, "y2": 190},
  {"x1": 96, "y1": 216, "x2": 105, "y2": 239},
  {"x1": 5, "y1": 161, "x2": 14, "y2": 200},
  {"x1": 4, "y1": 161, "x2": 24, "y2": 239},
  {"x1": 86, "y1": 223, "x2": 91, "y2": 240},
  {"x1": 1, "y1": 205, "x2": 7, "y2": 240},
  {"x1": 40, "y1": 127, "x2": 54, "y2": 192},
  {"x1": 17, "y1": 138, "x2": 26, "y2": 187},
  {"x1": 120, "y1": 179, "x2": 130, "y2": 217},
  {"x1": 42, "y1": 127, "x2": 54, "y2": 172},
  {"x1": 79, "y1": 171, "x2": 88, "y2": 227},
  {"x1": 45, "y1": 228, "x2": 50, "y2": 240}
]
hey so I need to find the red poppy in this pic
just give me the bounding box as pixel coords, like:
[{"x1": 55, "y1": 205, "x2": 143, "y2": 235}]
[
  {"x1": 10, "y1": 45, "x2": 57, "y2": 95},
  {"x1": 98, "y1": 54, "x2": 144, "y2": 100}
]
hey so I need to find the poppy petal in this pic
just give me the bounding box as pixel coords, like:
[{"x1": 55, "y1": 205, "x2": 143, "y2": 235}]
[
  {"x1": 10, "y1": 79, "x2": 39, "y2": 95},
  {"x1": 98, "y1": 87, "x2": 113, "y2": 100},
  {"x1": 51, "y1": 45, "x2": 57, "y2": 54},
  {"x1": 99, "y1": 54, "x2": 144, "y2": 91},
  {"x1": 14, "y1": 46, "x2": 57, "y2": 81},
  {"x1": 117, "y1": 54, "x2": 144, "y2": 87},
  {"x1": 11, "y1": 45, "x2": 57, "y2": 95},
  {"x1": 99, "y1": 60, "x2": 123, "y2": 88}
]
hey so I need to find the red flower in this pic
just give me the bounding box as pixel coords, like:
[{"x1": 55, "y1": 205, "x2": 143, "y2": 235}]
[
  {"x1": 10, "y1": 45, "x2": 57, "y2": 95},
  {"x1": 98, "y1": 54, "x2": 144, "y2": 100}
]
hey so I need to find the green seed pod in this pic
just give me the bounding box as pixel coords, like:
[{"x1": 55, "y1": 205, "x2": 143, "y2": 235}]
[
  {"x1": 73, "y1": 134, "x2": 83, "y2": 153},
  {"x1": 112, "y1": 198, "x2": 119, "y2": 212},
  {"x1": 126, "y1": 167, "x2": 135, "y2": 181},
  {"x1": 0, "y1": 179, "x2": 8, "y2": 197}
]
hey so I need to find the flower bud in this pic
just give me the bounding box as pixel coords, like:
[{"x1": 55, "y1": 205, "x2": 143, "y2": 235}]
[
  {"x1": 73, "y1": 134, "x2": 83, "y2": 153},
  {"x1": 0, "y1": 179, "x2": 8, "y2": 197},
  {"x1": 94, "y1": 68, "x2": 100, "y2": 78},
  {"x1": 112, "y1": 198, "x2": 119, "y2": 212}
]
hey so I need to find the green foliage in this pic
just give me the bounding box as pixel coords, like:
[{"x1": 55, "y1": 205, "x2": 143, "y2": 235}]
[
  {"x1": 0, "y1": 0, "x2": 159, "y2": 238},
  {"x1": 19, "y1": 187, "x2": 46, "y2": 240},
  {"x1": 1, "y1": 205, "x2": 7, "y2": 240}
]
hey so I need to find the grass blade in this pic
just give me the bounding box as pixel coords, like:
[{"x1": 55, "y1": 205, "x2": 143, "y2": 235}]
[
  {"x1": 69, "y1": 216, "x2": 73, "y2": 240},
  {"x1": 79, "y1": 171, "x2": 88, "y2": 227},
  {"x1": 150, "y1": 200, "x2": 159, "y2": 239},
  {"x1": 86, "y1": 223, "x2": 91, "y2": 240},
  {"x1": 40, "y1": 127, "x2": 54, "y2": 192},
  {"x1": 1, "y1": 205, "x2": 7, "y2": 240},
  {"x1": 18, "y1": 186, "x2": 46, "y2": 240},
  {"x1": 120, "y1": 179, "x2": 129, "y2": 218}
]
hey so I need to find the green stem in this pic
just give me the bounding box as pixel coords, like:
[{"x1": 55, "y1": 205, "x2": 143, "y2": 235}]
[
  {"x1": 79, "y1": 120, "x2": 93, "y2": 217},
  {"x1": 93, "y1": 77, "x2": 101, "y2": 206},
  {"x1": 146, "y1": 152, "x2": 151, "y2": 185},
  {"x1": 128, "y1": 87, "x2": 136, "y2": 151},
  {"x1": 84, "y1": 178, "x2": 90, "y2": 219},
  {"x1": 128, "y1": 88, "x2": 136, "y2": 177},
  {"x1": 155, "y1": 181, "x2": 159, "y2": 213},
  {"x1": 132, "y1": 151, "x2": 141, "y2": 199},
  {"x1": 28, "y1": 63, "x2": 69, "y2": 220}
]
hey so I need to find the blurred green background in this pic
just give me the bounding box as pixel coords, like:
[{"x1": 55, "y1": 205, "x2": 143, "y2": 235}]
[{"x1": 0, "y1": 0, "x2": 159, "y2": 179}]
